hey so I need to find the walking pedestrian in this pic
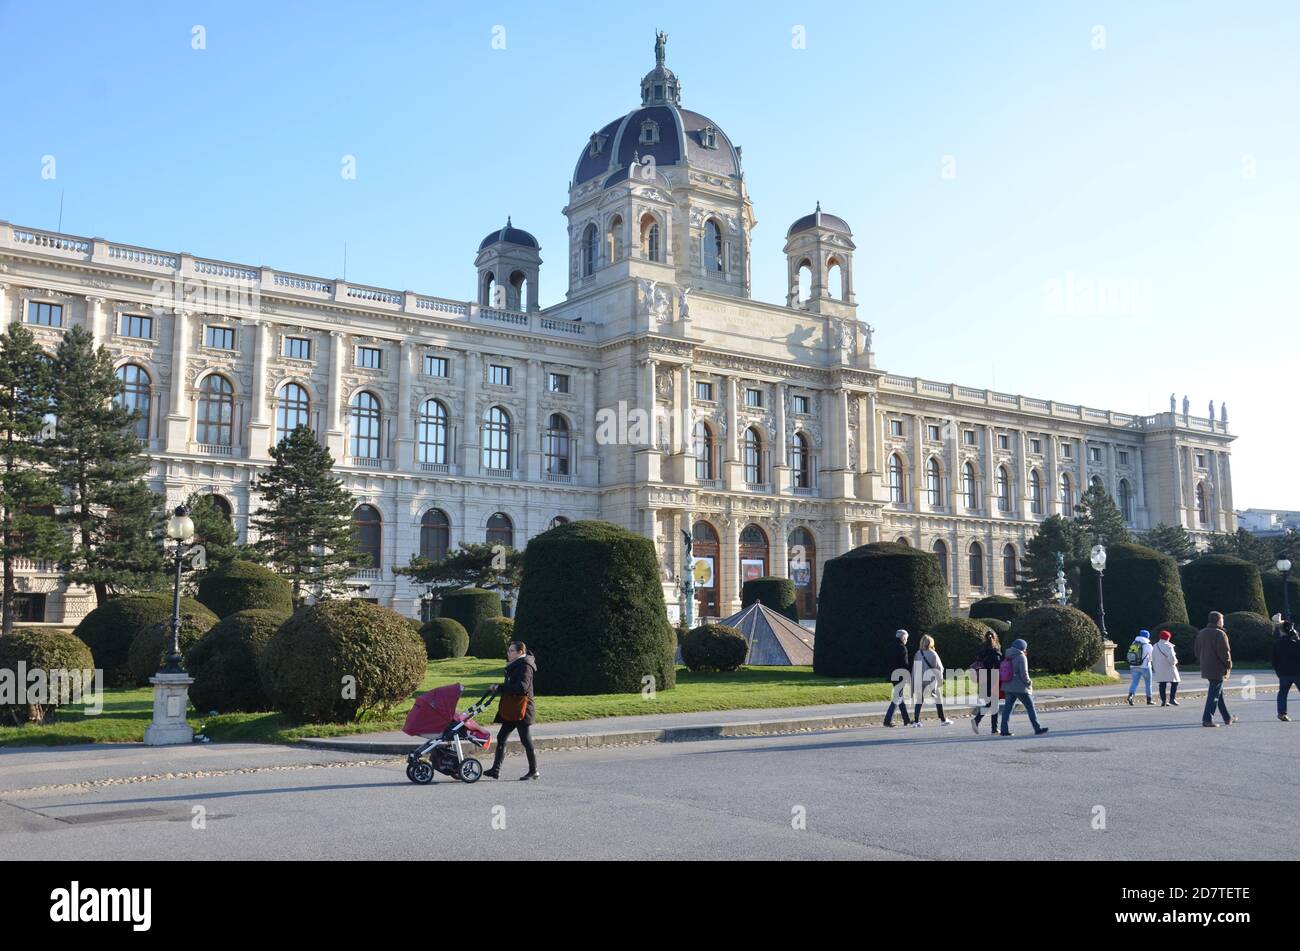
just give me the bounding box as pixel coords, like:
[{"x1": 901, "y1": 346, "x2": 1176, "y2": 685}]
[
  {"x1": 911, "y1": 634, "x2": 954, "y2": 726},
  {"x1": 1271, "y1": 620, "x2": 1300, "y2": 722},
  {"x1": 483, "y1": 641, "x2": 540, "y2": 780},
  {"x1": 971, "y1": 631, "x2": 1003, "y2": 734},
  {"x1": 882, "y1": 629, "x2": 912, "y2": 727},
  {"x1": 1194, "y1": 611, "x2": 1236, "y2": 727},
  {"x1": 1151, "y1": 629, "x2": 1180, "y2": 706},
  {"x1": 999, "y1": 638, "x2": 1049, "y2": 737},
  {"x1": 1125, "y1": 631, "x2": 1154, "y2": 705}
]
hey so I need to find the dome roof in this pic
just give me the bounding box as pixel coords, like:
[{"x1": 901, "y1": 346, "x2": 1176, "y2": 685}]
[
  {"x1": 787, "y1": 203, "x2": 852, "y2": 238},
  {"x1": 478, "y1": 217, "x2": 539, "y2": 252}
]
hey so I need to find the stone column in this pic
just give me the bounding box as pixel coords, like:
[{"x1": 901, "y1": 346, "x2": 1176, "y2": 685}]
[
  {"x1": 1079, "y1": 438, "x2": 1090, "y2": 492},
  {"x1": 771, "y1": 519, "x2": 789, "y2": 579},
  {"x1": 524, "y1": 358, "x2": 541, "y2": 480},
  {"x1": 678, "y1": 363, "x2": 693, "y2": 454},
  {"x1": 1018, "y1": 430, "x2": 1030, "y2": 516},
  {"x1": 325, "y1": 331, "x2": 346, "y2": 458},
  {"x1": 723, "y1": 375, "x2": 739, "y2": 489},
  {"x1": 164, "y1": 310, "x2": 191, "y2": 451},
  {"x1": 1135, "y1": 445, "x2": 1148, "y2": 519},
  {"x1": 581, "y1": 367, "x2": 597, "y2": 485},
  {"x1": 394, "y1": 341, "x2": 415, "y2": 469},
  {"x1": 1047, "y1": 434, "x2": 1060, "y2": 515},
  {"x1": 84, "y1": 295, "x2": 107, "y2": 345},
  {"x1": 1105, "y1": 441, "x2": 1117, "y2": 497},
  {"x1": 773, "y1": 382, "x2": 788, "y2": 493},
  {"x1": 946, "y1": 420, "x2": 960, "y2": 511},
  {"x1": 983, "y1": 425, "x2": 996, "y2": 514},
  {"x1": 463, "y1": 351, "x2": 480, "y2": 476},
  {"x1": 0, "y1": 283, "x2": 10, "y2": 333},
  {"x1": 723, "y1": 519, "x2": 742, "y2": 615},
  {"x1": 864, "y1": 392, "x2": 880, "y2": 474},
  {"x1": 912, "y1": 416, "x2": 925, "y2": 509},
  {"x1": 247, "y1": 320, "x2": 272, "y2": 461}
]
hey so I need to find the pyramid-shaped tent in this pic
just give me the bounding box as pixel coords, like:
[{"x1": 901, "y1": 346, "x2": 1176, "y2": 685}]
[{"x1": 719, "y1": 602, "x2": 816, "y2": 666}]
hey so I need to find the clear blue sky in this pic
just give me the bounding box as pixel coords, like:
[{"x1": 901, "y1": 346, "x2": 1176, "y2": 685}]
[{"x1": 2, "y1": 1, "x2": 1296, "y2": 512}]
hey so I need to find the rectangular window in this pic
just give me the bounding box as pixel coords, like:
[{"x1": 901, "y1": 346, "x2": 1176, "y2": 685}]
[
  {"x1": 964, "y1": 430, "x2": 976, "y2": 446},
  {"x1": 745, "y1": 388, "x2": 763, "y2": 408},
  {"x1": 1118, "y1": 450, "x2": 1130, "y2": 465},
  {"x1": 927, "y1": 424, "x2": 941, "y2": 441},
  {"x1": 792, "y1": 394, "x2": 810, "y2": 415},
  {"x1": 1030, "y1": 437, "x2": 1042, "y2": 454},
  {"x1": 25, "y1": 301, "x2": 63, "y2": 327},
  {"x1": 1196, "y1": 453, "x2": 1207, "y2": 468},
  {"x1": 695, "y1": 381, "x2": 714, "y2": 401},
  {"x1": 489, "y1": 364, "x2": 512, "y2": 386},
  {"x1": 117, "y1": 314, "x2": 153, "y2": 339},
  {"x1": 548, "y1": 372, "x2": 570, "y2": 393},
  {"x1": 997, "y1": 433, "x2": 1010, "y2": 450},
  {"x1": 424, "y1": 355, "x2": 448, "y2": 377},
  {"x1": 205, "y1": 326, "x2": 235, "y2": 350},
  {"x1": 890, "y1": 420, "x2": 904, "y2": 437},
  {"x1": 1062, "y1": 443, "x2": 1073, "y2": 458},
  {"x1": 1090, "y1": 446, "x2": 1102, "y2": 463},
  {"x1": 283, "y1": 336, "x2": 311, "y2": 360},
  {"x1": 357, "y1": 346, "x2": 382, "y2": 370}
]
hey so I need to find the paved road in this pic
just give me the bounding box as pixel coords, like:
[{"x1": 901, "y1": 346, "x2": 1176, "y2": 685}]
[{"x1": 3, "y1": 697, "x2": 1297, "y2": 860}]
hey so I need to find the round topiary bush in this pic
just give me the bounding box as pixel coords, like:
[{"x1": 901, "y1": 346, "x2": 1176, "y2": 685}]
[
  {"x1": 125, "y1": 600, "x2": 220, "y2": 686},
  {"x1": 982, "y1": 617, "x2": 1012, "y2": 637},
  {"x1": 814, "y1": 542, "x2": 950, "y2": 677},
  {"x1": 930, "y1": 618, "x2": 992, "y2": 670},
  {"x1": 1223, "y1": 611, "x2": 1273, "y2": 663},
  {"x1": 1153, "y1": 621, "x2": 1200, "y2": 665},
  {"x1": 1180, "y1": 555, "x2": 1268, "y2": 628},
  {"x1": 1078, "y1": 542, "x2": 1187, "y2": 644},
  {"x1": 969, "y1": 595, "x2": 1026, "y2": 624},
  {"x1": 419, "y1": 617, "x2": 469, "y2": 659},
  {"x1": 196, "y1": 560, "x2": 293, "y2": 619},
  {"x1": 439, "y1": 588, "x2": 502, "y2": 637},
  {"x1": 1261, "y1": 571, "x2": 1300, "y2": 623},
  {"x1": 73, "y1": 593, "x2": 206, "y2": 686},
  {"x1": 0, "y1": 628, "x2": 95, "y2": 725},
  {"x1": 470, "y1": 617, "x2": 515, "y2": 659},
  {"x1": 260, "y1": 600, "x2": 427, "y2": 723},
  {"x1": 187, "y1": 609, "x2": 289, "y2": 713},
  {"x1": 741, "y1": 577, "x2": 799, "y2": 622},
  {"x1": 513, "y1": 520, "x2": 675, "y2": 695},
  {"x1": 681, "y1": 623, "x2": 748, "y2": 672},
  {"x1": 1009, "y1": 604, "x2": 1105, "y2": 674}
]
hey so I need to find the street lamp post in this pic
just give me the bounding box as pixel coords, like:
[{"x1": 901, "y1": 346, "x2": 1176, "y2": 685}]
[
  {"x1": 1090, "y1": 543, "x2": 1109, "y2": 639},
  {"x1": 145, "y1": 505, "x2": 200, "y2": 746},
  {"x1": 161, "y1": 505, "x2": 196, "y2": 673},
  {"x1": 1279, "y1": 557, "x2": 1293, "y2": 625}
]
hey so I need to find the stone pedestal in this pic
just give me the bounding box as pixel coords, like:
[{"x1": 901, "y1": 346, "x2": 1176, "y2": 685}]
[
  {"x1": 1092, "y1": 640, "x2": 1117, "y2": 678},
  {"x1": 144, "y1": 672, "x2": 195, "y2": 746}
]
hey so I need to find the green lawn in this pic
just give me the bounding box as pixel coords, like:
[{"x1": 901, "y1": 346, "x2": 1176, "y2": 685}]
[{"x1": 0, "y1": 659, "x2": 1117, "y2": 747}]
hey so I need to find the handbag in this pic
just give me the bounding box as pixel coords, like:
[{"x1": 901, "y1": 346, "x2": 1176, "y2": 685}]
[{"x1": 498, "y1": 693, "x2": 529, "y2": 722}]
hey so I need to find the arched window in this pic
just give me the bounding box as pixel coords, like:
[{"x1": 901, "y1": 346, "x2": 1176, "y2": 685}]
[
  {"x1": 1091, "y1": 475, "x2": 1104, "y2": 490},
  {"x1": 887, "y1": 453, "x2": 905, "y2": 503},
  {"x1": 692, "y1": 520, "x2": 720, "y2": 619},
  {"x1": 705, "y1": 219, "x2": 723, "y2": 272},
  {"x1": 693, "y1": 422, "x2": 714, "y2": 480},
  {"x1": 349, "y1": 391, "x2": 381, "y2": 460},
  {"x1": 739, "y1": 524, "x2": 769, "y2": 587},
  {"x1": 641, "y1": 215, "x2": 661, "y2": 262},
  {"x1": 896, "y1": 536, "x2": 912, "y2": 547},
  {"x1": 486, "y1": 512, "x2": 513, "y2": 547},
  {"x1": 925, "y1": 457, "x2": 942, "y2": 506},
  {"x1": 419, "y1": 509, "x2": 449, "y2": 562},
  {"x1": 1119, "y1": 478, "x2": 1133, "y2": 522},
  {"x1": 1030, "y1": 469, "x2": 1044, "y2": 515},
  {"x1": 544, "y1": 413, "x2": 570, "y2": 475},
  {"x1": 606, "y1": 215, "x2": 623, "y2": 263},
  {"x1": 352, "y1": 504, "x2": 381, "y2": 570},
  {"x1": 743, "y1": 427, "x2": 763, "y2": 485},
  {"x1": 788, "y1": 527, "x2": 818, "y2": 619},
  {"x1": 276, "y1": 382, "x2": 310, "y2": 444},
  {"x1": 797, "y1": 259, "x2": 813, "y2": 303},
  {"x1": 996, "y1": 465, "x2": 1011, "y2": 512},
  {"x1": 969, "y1": 542, "x2": 985, "y2": 589},
  {"x1": 582, "y1": 223, "x2": 598, "y2": 277},
  {"x1": 115, "y1": 364, "x2": 151, "y2": 440},
  {"x1": 509, "y1": 270, "x2": 528, "y2": 310},
  {"x1": 1002, "y1": 544, "x2": 1017, "y2": 588},
  {"x1": 1060, "y1": 473, "x2": 1074, "y2": 512},
  {"x1": 207, "y1": 494, "x2": 232, "y2": 521},
  {"x1": 827, "y1": 258, "x2": 843, "y2": 300},
  {"x1": 1196, "y1": 482, "x2": 1208, "y2": 524},
  {"x1": 196, "y1": 374, "x2": 234, "y2": 447},
  {"x1": 791, "y1": 432, "x2": 812, "y2": 489},
  {"x1": 933, "y1": 539, "x2": 950, "y2": 589},
  {"x1": 417, "y1": 399, "x2": 448, "y2": 465},
  {"x1": 548, "y1": 515, "x2": 569, "y2": 530},
  {"x1": 962, "y1": 462, "x2": 978, "y2": 509},
  {"x1": 482, "y1": 270, "x2": 497, "y2": 307},
  {"x1": 482, "y1": 406, "x2": 511, "y2": 471}
]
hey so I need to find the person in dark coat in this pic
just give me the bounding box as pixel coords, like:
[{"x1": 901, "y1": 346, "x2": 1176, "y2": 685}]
[
  {"x1": 882, "y1": 629, "x2": 912, "y2": 727},
  {"x1": 970, "y1": 631, "x2": 1003, "y2": 735},
  {"x1": 483, "y1": 641, "x2": 539, "y2": 780},
  {"x1": 1271, "y1": 622, "x2": 1300, "y2": 722},
  {"x1": 1194, "y1": 611, "x2": 1236, "y2": 727}
]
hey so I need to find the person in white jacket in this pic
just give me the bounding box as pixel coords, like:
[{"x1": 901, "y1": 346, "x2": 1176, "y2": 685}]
[
  {"x1": 910, "y1": 634, "x2": 955, "y2": 726},
  {"x1": 1151, "y1": 629, "x2": 1181, "y2": 706},
  {"x1": 1126, "y1": 631, "x2": 1154, "y2": 705}
]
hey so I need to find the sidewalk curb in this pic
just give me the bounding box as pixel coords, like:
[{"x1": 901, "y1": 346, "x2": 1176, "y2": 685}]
[{"x1": 298, "y1": 683, "x2": 1277, "y2": 755}]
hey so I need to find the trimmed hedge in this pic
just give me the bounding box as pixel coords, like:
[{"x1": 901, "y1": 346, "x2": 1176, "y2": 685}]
[
  {"x1": 187, "y1": 609, "x2": 289, "y2": 713},
  {"x1": 419, "y1": 617, "x2": 469, "y2": 660},
  {"x1": 741, "y1": 577, "x2": 799, "y2": 622},
  {"x1": 1154, "y1": 621, "x2": 1200, "y2": 665},
  {"x1": 930, "y1": 618, "x2": 992, "y2": 670},
  {"x1": 470, "y1": 617, "x2": 515, "y2": 659},
  {"x1": 982, "y1": 618, "x2": 1012, "y2": 637},
  {"x1": 1224, "y1": 611, "x2": 1273, "y2": 663},
  {"x1": 439, "y1": 588, "x2": 502, "y2": 637},
  {"x1": 681, "y1": 623, "x2": 748, "y2": 672},
  {"x1": 74, "y1": 593, "x2": 210, "y2": 687},
  {"x1": 0, "y1": 628, "x2": 95, "y2": 725},
  {"x1": 1009, "y1": 604, "x2": 1105, "y2": 674},
  {"x1": 969, "y1": 595, "x2": 1026, "y2": 624},
  {"x1": 260, "y1": 600, "x2": 427, "y2": 723},
  {"x1": 1261, "y1": 571, "x2": 1300, "y2": 621},
  {"x1": 125, "y1": 601, "x2": 221, "y2": 686},
  {"x1": 1180, "y1": 555, "x2": 1267, "y2": 628},
  {"x1": 1078, "y1": 542, "x2": 1187, "y2": 643},
  {"x1": 813, "y1": 542, "x2": 950, "y2": 677},
  {"x1": 196, "y1": 560, "x2": 293, "y2": 619},
  {"x1": 513, "y1": 520, "x2": 675, "y2": 695}
]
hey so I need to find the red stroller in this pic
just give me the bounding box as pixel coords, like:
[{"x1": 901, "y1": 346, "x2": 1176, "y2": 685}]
[{"x1": 402, "y1": 683, "x2": 495, "y2": 784}]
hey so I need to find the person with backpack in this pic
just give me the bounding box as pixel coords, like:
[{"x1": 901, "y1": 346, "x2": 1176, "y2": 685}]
[
  {"x1": 970, "y1": 630, "x2": 1004, "y2": 735},
  {"x1": 1194, "y1": 611, "x2": 1236, "y2": 728},
  {"x1": 1151, "y1": 629, "x2": 1180, "y2": 706},
  {"x1": 883, "y1": 629, "x2": 913, "y2": 727},
  {"x1": 1125, "y1": 631, "x2": 1154, "y2": 705},
  {"x1": 999, "y1": 638, "x2": 1049, "y2": 736},
  {"x1": 1271, "y1": 621, "x2": 1300, "y2": 722},
  {"x1": 911, "y1": 633, "x2": 955, "y2": 726}
]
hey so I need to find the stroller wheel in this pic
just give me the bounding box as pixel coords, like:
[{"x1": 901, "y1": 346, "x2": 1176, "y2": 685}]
[
  {"x1": 458, "y1": 758, "x2": 484, "y2": 784},
  {"x1": 406, "y1": 759, "x2": 435, "y2": 785}
]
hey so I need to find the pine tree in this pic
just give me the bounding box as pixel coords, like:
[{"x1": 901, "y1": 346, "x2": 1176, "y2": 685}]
[
  {"x1": 1206, "y1": 527, "x2": 1277, "y2": 571},
  {"x1": 185, "y1": 491, "x2": 240, "y2": 567},
  {"x1": 0, "y1": 326, "x2": 66, "y2": 634},
  {"x1": 397, "y1": 541, "x2": 523, "y2": 597},
  {"x1": 1073, "y1": 483, "x2": 1131, "y2": 546},
  {"x1": 1015, "y1": 514, "x2": 1088, "y2": 606},
  {"x1": 248, "y1": 425, "x2": 361, "y2": 603},
  {"x1": 1139, "y1": 523, "x2": 1198, "y2": 564},
  {"x1": 50, "y1": 325, "x2": 165, "y2": 604}
]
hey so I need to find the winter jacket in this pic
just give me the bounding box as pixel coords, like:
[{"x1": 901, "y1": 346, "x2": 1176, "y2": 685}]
[
  {"x1": 1151, "y1": 640, "x2": 1180, "y2": 683},
  {"x1": 890, "y1": 641, "x2": 911, "y2": 683},
  {"x1": 495, "y1": 653, "x2": 537, "y2": 725},
  {"x1": 1004, "y1": 646, "x2": 1033, "y2": 695},
  {"x1": 1128, "y1": 636, "x2": 1153, "y2": 669},
  {"x1": 1194, "y1": 626, "x2": 1233, "y2": 682},
  {"x1": 1273, "y1": 632, "x2": 1300, "y2": 678},
  {"x1": 913, "y1": 648, "x2": 944, "y2": 696},
  {"x1": 973, "y1": 646, "x2": 1004, "y2": 700}
]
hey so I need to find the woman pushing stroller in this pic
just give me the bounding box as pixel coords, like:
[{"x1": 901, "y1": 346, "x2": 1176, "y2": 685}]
[{"x1": 484, "y1": 641, "x2": 541, "y2": 781}]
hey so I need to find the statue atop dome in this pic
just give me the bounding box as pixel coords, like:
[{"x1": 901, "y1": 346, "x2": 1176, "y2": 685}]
[{"x1": 655, "y1": 30, "x2": 668, "y2": 68}]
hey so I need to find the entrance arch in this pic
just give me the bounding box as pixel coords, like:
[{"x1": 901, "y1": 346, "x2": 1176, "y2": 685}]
[
  {"x1": 788, "y1": 526, "x2": 817, "y2": 619},
  {"x1": 691, "y1": 520, "x2": 720, "y2": 619},
  {"x1": 739, "y1": 523, "x2": 770, "y2": 592}
]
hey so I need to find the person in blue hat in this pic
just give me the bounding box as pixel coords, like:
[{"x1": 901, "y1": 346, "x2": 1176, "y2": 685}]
[
  {"x1": 999, "y1": 638, "x2": 1048, "y2": 737},
  {"x1": 1126, "y1": 631, "x2": 1154, "y2": 705}
]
